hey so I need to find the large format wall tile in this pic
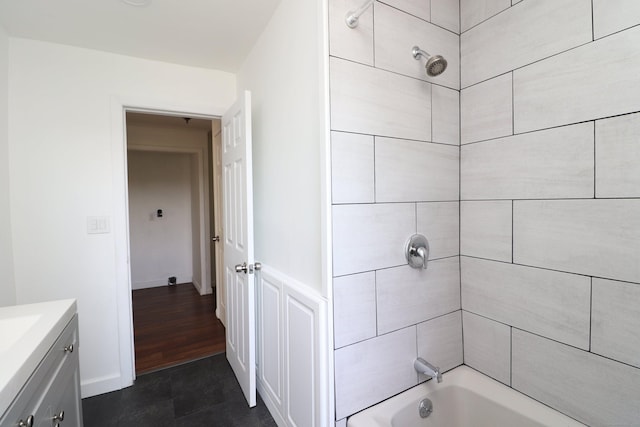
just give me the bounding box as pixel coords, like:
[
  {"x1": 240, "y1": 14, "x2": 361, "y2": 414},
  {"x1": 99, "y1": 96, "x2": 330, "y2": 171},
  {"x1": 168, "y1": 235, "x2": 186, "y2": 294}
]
[
  {"x1": 329, "y1": 0, "x2": 374, "y2": 65},
  {"x1": 375, "y1": 2, "x2": 460, "y2": 90},
  {"x1": 513, "y1": 200, "x2": 640, "y2": 284},
  {"x1": 461, "y1": 0, "x2": 592, "y2": 88},
  {"x1": 461, "y1": 73, "x2": 512, "y2": 144},
  {"x1": 512, "y1": 329, "x2": 640, "y2": 426},
  {"x1": 431, "y1": 0, "x2": 460, "y2": 33},
  {"x1": 593, "y1": 0, "x2": 640, "y2": 39},
  {"x1": 462, "y1": 311, "x2": 511, "y2": 385},
  {"x1": 333, "y1": 272, "x2": 377, "y2": 348},
  {"x1": 417, "y1": 202, "x2": 459, "y2": 260},
  {"x1": 377, "y1": 258, "x2": 460, "y2": 334},
  {"x1": 334, "y1": 326, "x2": 417, "y2": 419},
  {"x1": 460, "y1": 0, "x2": 510, "y2": 33},
  {"x1": 330, "y1": 57, "x2": 431, "y2": 141},
  {"x1": 596, "y1": 112, "x2": 640, "y2": 198},
  {"x1": 331, "y1": 132, "x2": 375, "y2": 204},
  {"x1": 461, "y1": 122, "x2": 595, "y2": 200},
  {"x1": 460, "y1": 201, "x2": 511, "y2": 262},
  {"x1": 375, "y1": 137, "x2": 459, "y2": 202},
  {"x1": 380, "y1": 0, "x2": 430, "y2": 22},
  {"x1": 592, "y1": 278, "x2": 640, "y2": 369},
  {"x1": 432, "y1": 85, "x2": 460, "y2": 145},
  {"x1": 461, "y1": 257, "x2": 591, "y2": 349},
  {"x1": 417, "y1": 311, "x2": 463, "y2": 376},
  {"x1": 514, "y1": 26, "x2": 640, "y2": 133},
  {"x1": 333, "y1": 203, "x2": 415, "y2": 276}
]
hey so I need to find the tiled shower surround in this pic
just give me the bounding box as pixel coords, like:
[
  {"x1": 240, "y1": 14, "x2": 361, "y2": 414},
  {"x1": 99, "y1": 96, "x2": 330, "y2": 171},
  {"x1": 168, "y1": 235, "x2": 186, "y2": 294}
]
[{"x1": 329, "y1": 0, "x2": 640, "y2": 426}]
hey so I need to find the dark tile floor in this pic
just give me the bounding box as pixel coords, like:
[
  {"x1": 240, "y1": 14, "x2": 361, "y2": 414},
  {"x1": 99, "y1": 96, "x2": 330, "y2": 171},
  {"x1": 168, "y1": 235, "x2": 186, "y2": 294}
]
[{"x1": 82, "y1": 353, "x2": 277, "y2": 427}]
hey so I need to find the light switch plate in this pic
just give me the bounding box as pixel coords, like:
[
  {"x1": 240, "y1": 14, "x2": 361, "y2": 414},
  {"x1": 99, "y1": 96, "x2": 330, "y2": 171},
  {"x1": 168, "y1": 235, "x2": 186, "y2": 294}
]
[{"x1": 87, "y1": 216, "x2": 110, "y2": 234}]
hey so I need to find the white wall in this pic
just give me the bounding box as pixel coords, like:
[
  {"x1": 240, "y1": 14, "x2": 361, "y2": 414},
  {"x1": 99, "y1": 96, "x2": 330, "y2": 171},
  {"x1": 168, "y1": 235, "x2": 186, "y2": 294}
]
[
  {"x1": 236, "y1": 0, "x2": 326, "y2": 292},
  {"x1": 7, "y1": 37, "x2": 235, "y2": 396},
  {"x1": 127, "y1": 150, "x2": 194, "y2": 289},
  {"x1": 0, "y1": 24, "x2": 15, "y2": 308}
]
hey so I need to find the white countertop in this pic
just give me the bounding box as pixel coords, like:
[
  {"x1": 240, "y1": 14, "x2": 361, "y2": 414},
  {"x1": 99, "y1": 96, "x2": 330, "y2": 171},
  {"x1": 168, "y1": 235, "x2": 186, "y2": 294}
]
[{"x1": 0, "y1": 299, "x2": 77, "y2": 416}]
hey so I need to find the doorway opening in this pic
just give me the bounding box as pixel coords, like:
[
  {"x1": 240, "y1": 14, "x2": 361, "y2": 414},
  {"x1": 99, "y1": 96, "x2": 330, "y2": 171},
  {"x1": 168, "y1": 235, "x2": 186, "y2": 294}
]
[{"x1": 125, "y1": 111, "x2": 225, "y2": 374}]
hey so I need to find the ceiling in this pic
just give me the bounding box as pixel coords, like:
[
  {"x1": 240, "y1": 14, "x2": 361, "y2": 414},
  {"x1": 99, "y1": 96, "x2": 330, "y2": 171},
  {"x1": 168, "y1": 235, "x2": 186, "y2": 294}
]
[{"x1": 0, "y1": 0, "x2": 281, "y2": 72}]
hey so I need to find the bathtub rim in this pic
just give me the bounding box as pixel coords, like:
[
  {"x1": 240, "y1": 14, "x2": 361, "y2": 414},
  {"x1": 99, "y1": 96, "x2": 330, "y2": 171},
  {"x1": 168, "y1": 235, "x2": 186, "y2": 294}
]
[{"x1": 346, "y1": 365, "x2": 586, "y2": 427}]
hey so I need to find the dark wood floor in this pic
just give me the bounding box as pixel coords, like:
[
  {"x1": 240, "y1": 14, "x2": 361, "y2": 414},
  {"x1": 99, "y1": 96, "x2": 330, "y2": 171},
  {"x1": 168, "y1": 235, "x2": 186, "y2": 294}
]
[{"x1": 133, "y1": 283, "x2": 225, "y2": 374}]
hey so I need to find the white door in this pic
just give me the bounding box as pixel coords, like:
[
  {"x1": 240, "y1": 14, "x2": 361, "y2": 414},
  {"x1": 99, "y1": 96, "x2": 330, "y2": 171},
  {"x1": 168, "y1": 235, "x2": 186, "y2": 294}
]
[{"x1": 222, "y1": 90, "x2": 256, "y2": 407}]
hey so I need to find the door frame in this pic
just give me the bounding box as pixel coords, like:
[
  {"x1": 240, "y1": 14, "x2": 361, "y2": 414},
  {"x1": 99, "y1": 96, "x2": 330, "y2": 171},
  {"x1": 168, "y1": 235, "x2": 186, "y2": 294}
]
[{"x1": 111, "y1": 95, "x2": 227, "y2": 387}]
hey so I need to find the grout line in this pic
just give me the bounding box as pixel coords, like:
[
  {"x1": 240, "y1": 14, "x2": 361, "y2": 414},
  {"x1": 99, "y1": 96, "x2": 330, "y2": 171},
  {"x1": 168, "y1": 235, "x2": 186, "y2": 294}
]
[
  {"x1": 589, "y1": 277, "x2": 593, "y2": 352},
  {"x1": 373, "y1": 136, "x2": 377, "y2": 203},
  {"x1": 591, "y1": 0, "x2": 595, "y2": 41},
  {"x1": 511, "y1": 71, "x2": 515, "y2": 135},
  {"x1": 511, "y1": 200, "x2": 514, "y2": 263},
  {"x1": 593, "y1": 121, "x2": 597, "y2": 199},
  {"x1": 510, "y1": 327, "x2": 513, "y2": 386}
]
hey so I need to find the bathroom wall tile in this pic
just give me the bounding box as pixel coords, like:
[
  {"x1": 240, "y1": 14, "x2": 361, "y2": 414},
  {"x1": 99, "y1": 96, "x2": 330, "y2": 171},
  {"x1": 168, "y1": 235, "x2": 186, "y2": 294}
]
[
  {"x1": 592, "y1": 278, "x2": 640, "y2": 369},
  {"x1": 331, "y1": 131, "x2": 375, "y2": 204},
  {"x1": 375, "y1": 2, "x2": 460, "y2": 90},
  {"x1": 460, "y1": 0, "x2": 510, "y2": 33},
  {"x1": 461, "y1": 122, "x2": 595, "y2": 200},
  {"x1": 514, "y1": 26, "x2": 640, "y2": 133},
  {"x1": 512, "y1": 329, "x2": 640, "y2": 426},
  {"x1": 417, "y1": 202, "x2": 459, "y2": 260},
  {"x1": 513, "y1": 200, "x2": 640, "y2": 284},
  {"x1": 511, "y1": 0, "x2": 522, "y2": 4},
  {"x1": 596, "y1": 112, "x2": 640, "y2": 198},
  {"x1": 330, "y1": 57, "x2": 431, "y2": 141},
  {"x1": 432, "y1": 85, "x2": 460, "y2": 145},
  {"x1": 377, "y1": 258, "x2": 460, "y2": 334},
  {"x1": 462, "y1": 311, "x2": 511, "y2": 385},
  {"x1": 460, "y1": 201, "x2": 511, "y2": 262},
  {"x1": 379, "y1": 0, "x2": 430, "y2": 23},
  {"x1": 460, "y1": 73, "x2": 512, "y2": 144},
  {"x1": 375, "y1": 137, "x2": 459, "y2": 202},
  {"x1": 431, "y1": 0, "x2": 460, "y2": 33},
  {"x1": 417, "y1": 311, "x2": 463, "y2": 376},
  {"x1": 461, "y1": 257, "x2": 591, "y2": 349},
  {"x1": 329, "y1": 0, "x2": 374, "y2": 65},
  {"x1": 333, "y1": 272, "x2": 377, "y2": 349},
  {"x1": 334, "y1": 326, "x2": 417, "y2": 419},
  {"x1": 593, "y1": 0, "x2": 640, "y2": 39},
  {"x1": 461, "y1": 0, "x2": 592, "y2": 88},
  {"x1": 333, "y1": 203, "x2": 415, "y2": 276}
]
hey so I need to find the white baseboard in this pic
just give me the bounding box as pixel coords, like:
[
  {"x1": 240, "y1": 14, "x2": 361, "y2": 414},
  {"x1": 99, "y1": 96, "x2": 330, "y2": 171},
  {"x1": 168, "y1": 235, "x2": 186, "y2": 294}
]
[
  {"x1": 81, "y1": 373, "x2": 129, "y2": 399},
  {"x1": 258, "y1": 382, "x2": 287, "y2": 427},
  {"x1": 132, "y1": 275, "x2": 193, "y2": 290}
]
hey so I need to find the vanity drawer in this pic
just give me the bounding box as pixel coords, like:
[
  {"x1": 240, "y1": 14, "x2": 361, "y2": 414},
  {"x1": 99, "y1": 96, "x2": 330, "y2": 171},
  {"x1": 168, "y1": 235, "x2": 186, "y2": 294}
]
[{"x1": 0, "y1": 316, "x2": 80, "y2": 427}]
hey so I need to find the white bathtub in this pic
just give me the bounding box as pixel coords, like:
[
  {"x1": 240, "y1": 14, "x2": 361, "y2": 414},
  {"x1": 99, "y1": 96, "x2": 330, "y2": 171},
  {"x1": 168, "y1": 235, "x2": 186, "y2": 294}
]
[{"x1": 347, "y1": 366, "x2": 586, "y2": 427}]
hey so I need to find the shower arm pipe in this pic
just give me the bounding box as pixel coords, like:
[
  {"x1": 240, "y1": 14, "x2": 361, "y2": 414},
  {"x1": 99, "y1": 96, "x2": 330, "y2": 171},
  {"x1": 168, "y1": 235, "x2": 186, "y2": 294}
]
[
  {"x1": 412, "y1": 46, "x2": 431, "y2": 60},
  {"x1": 345, "y1": 0, "x2": 374, "y2": 28}
]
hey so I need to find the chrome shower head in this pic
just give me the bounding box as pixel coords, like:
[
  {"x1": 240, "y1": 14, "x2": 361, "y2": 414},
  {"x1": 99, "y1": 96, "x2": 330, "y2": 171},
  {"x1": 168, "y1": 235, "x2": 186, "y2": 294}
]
[{"x1": 412, "y1": 46, "x2": 448, "y2": 77}]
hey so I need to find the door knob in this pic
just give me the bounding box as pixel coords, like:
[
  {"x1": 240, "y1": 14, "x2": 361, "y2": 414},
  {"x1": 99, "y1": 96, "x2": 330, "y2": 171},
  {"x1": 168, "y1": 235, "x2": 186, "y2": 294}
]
[{"x1": 235, "y1": 262, "x2": 262, "y2": 274}]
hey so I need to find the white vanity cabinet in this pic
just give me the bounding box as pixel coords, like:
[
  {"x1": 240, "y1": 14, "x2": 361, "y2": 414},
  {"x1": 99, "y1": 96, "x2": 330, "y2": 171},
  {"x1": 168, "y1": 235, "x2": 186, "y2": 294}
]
[{"x1": 0, "y1": 315, "x2": 83, "y2": 427}]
